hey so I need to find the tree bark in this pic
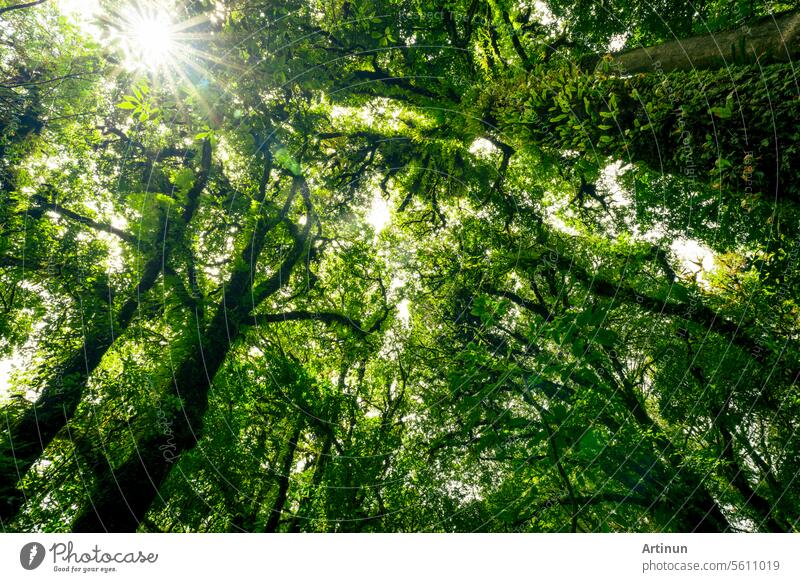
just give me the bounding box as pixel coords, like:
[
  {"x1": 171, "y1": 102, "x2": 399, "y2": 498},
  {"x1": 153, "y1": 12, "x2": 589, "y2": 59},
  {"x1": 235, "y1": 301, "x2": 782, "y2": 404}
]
[
  {"x1": 501, "y1": 61, "x2": 800, "y2": 204},
  {"x1": 287, "y1": 423, "x2": 336, "y2": 532},
  {"x1": 512, "y1": 265, "x2": 731, "y2": 531},
  {"x1": 0, "y1": 254, "x2": 161, "y2": 525},
  {"x1": 581, "y1": 10, "x2": 800, "y2": 74},
  {"x1": 609, "y1": 372, "x2": 730, "y2": 532},
  {"x1": 71, "y1": 174, "x2": 311, "y2": 532},
  {"x1": 0, "y1": 0, "x2": 48, "y2": 17},
  {"x1": 264, "y1": 418, "x2": 303, "y2": 532},
  {"x1": 0, "y1": 142, "x2": 210, "y2": 527},
  {"x1": 717, "y1": 421, "x2": 787, "y2": 531}
]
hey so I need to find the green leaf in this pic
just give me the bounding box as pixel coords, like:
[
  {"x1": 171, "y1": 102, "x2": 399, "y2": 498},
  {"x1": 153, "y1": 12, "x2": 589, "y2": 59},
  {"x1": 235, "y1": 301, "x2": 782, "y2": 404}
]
[
  {"x1": 573, "y1": 368, "x2": 601, "y2": 388},
  {"x1": 579, "y1": 429, "x2": 604, "y2": 457},
  {"x1": 577, "y1": 308, "x2": 606, "y2": 327},
  {"x1": 274, "y1": 147, "x2": 301, "y2": 176},
  {"x1": 593, "y1": 328, "x2": 618, "y2": 346},
  {"x1": 173, "y1": 168, "x2": 195, "y2": 192},
  {"x1": 710, "y1": 106, "x2": 731, "y2": 119}
]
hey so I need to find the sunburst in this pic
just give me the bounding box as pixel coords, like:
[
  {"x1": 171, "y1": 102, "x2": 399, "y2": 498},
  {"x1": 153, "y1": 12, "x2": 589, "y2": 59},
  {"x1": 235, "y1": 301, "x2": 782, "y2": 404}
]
[
  {"x1": 59, "y1": 1, "x2": 222, "y2": 83},
  {"x1": 117, "y1": 4, "x2": 179, "y2": 72}
]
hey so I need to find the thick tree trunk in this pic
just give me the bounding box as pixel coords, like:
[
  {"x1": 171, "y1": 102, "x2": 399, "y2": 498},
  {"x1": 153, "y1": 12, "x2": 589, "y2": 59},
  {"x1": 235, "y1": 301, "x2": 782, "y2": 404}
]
[
  {"x1": 509, "y1": 264, "x2": 732, "y2": 532},
  {"x1": 717, "y1": 422, "x2": 787, "y2": 531},
  {"x1": 581, "y1": 343, "x2": 730, "y2": 531},
  {"x1": 0, "y1": 143, "x2": 210, "y2": 527},
  {"x1": 599, "y1": 446, "x2": 730, "y2": 532},
  {"x1": 612, "y1": 376, "x2": 730, "y2": 532},
  {"x1": 71, "y1": 174, "x2": 310, "y2": 532},
  {"x1": 70, "y1": 305, "x2": 235, "y2": 532},
  {"x1": 0, "y1": 253, "x2": 161, "y2": 524},
  {"x1": 500, "y1": 61, "x2": 800, "y2": 204},
  {"x1": 581, "y1": 10, "x2": 800, "y2": 74}
]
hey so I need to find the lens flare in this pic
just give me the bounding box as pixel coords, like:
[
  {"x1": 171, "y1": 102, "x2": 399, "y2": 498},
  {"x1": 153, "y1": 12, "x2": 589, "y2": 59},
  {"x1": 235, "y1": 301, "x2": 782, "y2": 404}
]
[{"x1": 119, "y1": 5, "x2": 177, "y2": 72}]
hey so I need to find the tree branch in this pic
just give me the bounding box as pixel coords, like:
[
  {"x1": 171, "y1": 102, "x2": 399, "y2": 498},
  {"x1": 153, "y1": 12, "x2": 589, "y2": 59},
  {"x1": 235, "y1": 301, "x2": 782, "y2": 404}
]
[
  {"x1": 27, "y1": 194, "x2": 141, "y2": 246},
  {"x1": 248, "y1": 177, "x2": 313, "y2": 310},
  {"x1": 0, "y1": 0, "x2": 47, "y2": 17},
  {"x1": 484, "y1": 286, "x2": 551, "y2": 320},
  {"x1": 100, "y1": 126, "x2": 196, "y2": 161},
  {"x1": 501, "y1": 10, "x2": 533, "y2": 70},
  {"x1": 258, "y1": 310, "x2": 367, "y2": 335}
]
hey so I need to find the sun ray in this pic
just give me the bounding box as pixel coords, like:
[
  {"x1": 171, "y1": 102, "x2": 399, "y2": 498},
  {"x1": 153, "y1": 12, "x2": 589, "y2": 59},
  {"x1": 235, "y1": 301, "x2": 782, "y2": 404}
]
[
  {"x1": 172, "y1": 43, "x2": 246, "y2": 72},
  {"x1": 116, "y1": 4, "x2": 178, "y2": 72}
]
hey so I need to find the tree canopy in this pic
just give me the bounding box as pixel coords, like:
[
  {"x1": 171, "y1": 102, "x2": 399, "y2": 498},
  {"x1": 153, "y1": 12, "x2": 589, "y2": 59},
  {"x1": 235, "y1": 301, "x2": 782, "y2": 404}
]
[{"x1": 1, "y1": 0, "x2": 799, "y2": 532}]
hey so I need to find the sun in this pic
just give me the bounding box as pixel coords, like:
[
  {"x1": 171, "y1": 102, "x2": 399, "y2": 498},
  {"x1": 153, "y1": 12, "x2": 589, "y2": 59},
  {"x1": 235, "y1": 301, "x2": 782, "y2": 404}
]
[
  {"x1": 119, "y1": 5, "x2": 178, "y2": 72},
  {"x1": 58, "y1": 1, "x2": 220, "y2": 88}
]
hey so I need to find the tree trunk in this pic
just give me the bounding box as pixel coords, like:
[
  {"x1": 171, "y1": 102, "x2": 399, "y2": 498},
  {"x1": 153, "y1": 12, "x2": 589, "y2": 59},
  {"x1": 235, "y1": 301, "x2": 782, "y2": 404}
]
[
  {"x1": 288, "y1": 426, "x2": 335, "y2": 532},
  {"x1": 500, "y1": 61, "x2": 799, "y2": 204},
  {"x1": 71, "y1": 174, "x2": 310, "y2": 532},
  {"x1": 264, "y1": 418, "x2": 303, "y2": 532},
  {"x1": 0, "y1": 142, "x2": 210, "y2": 526},
  {"x1": 611, "y1": 375, "x2": 730, "y2": 532},
  {"x1": 0, "y1": 252, "x2": 161, "y2": 524},
  {"x1": 509, "y1": 269, "x2": 732, "y2": 531},
  {"x1": 70, "y1": 305, "x2": 237, "y2": 532},
  {"x1": 581, "y1": 346, "x2": 730, "y2": 531},
  {"x1": 581, "y1": 10, "x2": 800, "y2": 74},
  {"x1": 717, "y1": 422, "x2": 787, "y2": 531}
]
